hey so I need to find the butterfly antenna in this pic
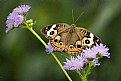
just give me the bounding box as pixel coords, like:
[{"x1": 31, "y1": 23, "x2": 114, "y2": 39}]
[
  {"x1": 74, "y1": 12, "x2": 84, "y2": 23},
  {"x1": 72, "y1": 9, "x2": 75, "y2": 24}
]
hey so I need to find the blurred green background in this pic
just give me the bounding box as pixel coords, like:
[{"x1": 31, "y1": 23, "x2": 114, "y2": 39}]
[{"x1": 0, "y1": 0, "x2": 121, "y2": 81}]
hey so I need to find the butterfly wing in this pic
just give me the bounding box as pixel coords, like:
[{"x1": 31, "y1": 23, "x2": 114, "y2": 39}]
[
  {"x1": 41, "y1": 23, "x2": 71, "y2": 52},
  {"x1": 75, "y1": 27, "x2": 101, "y2": 46},
  {"x1": 41, "y1": 23, "x2": 70, "y2": 39},
  {"x1": 75, "y1": 27, "x2": 101, "y2": 50}
]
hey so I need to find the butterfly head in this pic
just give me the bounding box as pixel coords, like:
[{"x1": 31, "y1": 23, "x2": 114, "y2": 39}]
[{"x1": 71, "y1": 24, "x2": 76, "y2": 28}]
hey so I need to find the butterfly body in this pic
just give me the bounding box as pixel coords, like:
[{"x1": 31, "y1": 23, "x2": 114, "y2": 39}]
[{"x1": 41, "y1": 23, "x2": 101, "y2": 55}]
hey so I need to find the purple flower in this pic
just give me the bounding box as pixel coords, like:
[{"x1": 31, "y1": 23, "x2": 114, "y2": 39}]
[
  {"x1": 92, "y1": 59, "x2": 100, "y2": 67},
  {"x1": 81, "y1": 48, "x2": 98, "y2": 59},
  {"x1": 13, "y1": 5, "x2": 31, "y2": 14},
  {"x1": 6, "y1": 5, "x2": 31, "y2": 32},
  {"x1": 64, "y1": 55, "x2": 88, "y2": 70},
  {"x1": 45, "y1": 42, "x2": 54, "y2": 53},
  {"x1": 6, "y1": 13, "x2": 24, "y2": 32},
  {"x1": 93, "y1": 44, "x2": 110, "y2": 58},
  {"x1": 82, "y1": 43, "x2": 110, "y2": 59}
]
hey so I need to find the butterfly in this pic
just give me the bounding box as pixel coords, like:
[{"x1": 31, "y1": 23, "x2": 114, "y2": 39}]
[{"x1": 41, "y1": 23, "x2": 101, "y2": 55}]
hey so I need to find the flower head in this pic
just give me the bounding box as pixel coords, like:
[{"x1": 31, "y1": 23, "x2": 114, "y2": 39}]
[
  {"x1": 82, "y1": 43, "x2": 110, "y2": 59},
  {"x1": 13, "y1": 5, "x2": 31, "y2": 15},
  {"x1": 81, "y1": 48, "x2": 98, "y2": 59},
  {"x1": 45, "y1": 42, "x2": 54, "y2": 53},
  {"x1": 93, "y1": 44, "x2": 110, "y2": 58},
  {"x1": 6, "y1": 5, "x2": 31, "y2": 32},
  {"x1": 6, "y1": 13, "x2": 24, "y2": 32},
  {"x1": 64, "y1": 55, "x2": 88, "y2": 70}
]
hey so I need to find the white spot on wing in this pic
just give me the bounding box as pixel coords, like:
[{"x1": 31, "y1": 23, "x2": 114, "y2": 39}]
[
  {"x1": 90, "y1": 33, "x2": 94, "y2": 38},
  {"x1": 46, "y1": 27, "x2": 48, "y2": 29},
  {"x1": 47, "y1": 24, "x2": 57, "y2": 36},
  {"x1": 51, "y1": 24, "x2": 56, "y2": 29}
]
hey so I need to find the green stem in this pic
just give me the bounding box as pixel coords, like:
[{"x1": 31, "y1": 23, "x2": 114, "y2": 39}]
[
  {"x1": 51, "y1": 52, "x2": 72, "y2": 81},
  {"x1": 83, "y1": 76, "x2": 87, "y2": 81},
  {"x1": 76, "y1": 71, "x2": 87, "y2": 81},
  {"x1": 85, "y1": 63, "x2": 92, "y2": 76},
  {"x1": 82, "y1": 62, "x2": 93, "y2": 81},
  {"x1": 27, "y1": 27, "x2": 72, "y2": 81},
  {"x1": 76, "y1": 70, "x2": 83, "y2": 79},
  {"x1": 28, "y1": 27, "x2": 46, "y2": 46}
]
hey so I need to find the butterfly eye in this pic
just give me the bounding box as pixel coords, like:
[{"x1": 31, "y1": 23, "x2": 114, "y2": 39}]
[
  {"x1": 69, "y1": 44, "x2": 74, "y2": 49},
  {"x1": 59, "y1": 42, "x2": 63, "y2": 45},
  {"x1": 77, "y1": 44, "x2": 82, "y2": 48},
  {"x1": 82, "y1": 37, "x2": 94, "y2": 47},
  {"x1": 76, "y1": 41, "x2": 82, "y2": 48},
  {"x1": 85, "y1": 39, "x2": 90, "y2": 44},
  {"x1": 50, "y1": 31, "x2": 54, "y2": 35},
  {"x1": 54, "y1": 36, "x2": 61, "y2": 43},
  {"x1": 54, "y1": 39, "x2": 59, "y2": 42}
]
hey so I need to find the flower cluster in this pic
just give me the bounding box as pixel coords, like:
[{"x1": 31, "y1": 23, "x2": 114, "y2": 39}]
[
  {"x1": 64, "y1": 43, "x2": 110, "y2": 70},
  {"x1": 6, "y1": 5, "x2": 31, "y2": 32}
]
